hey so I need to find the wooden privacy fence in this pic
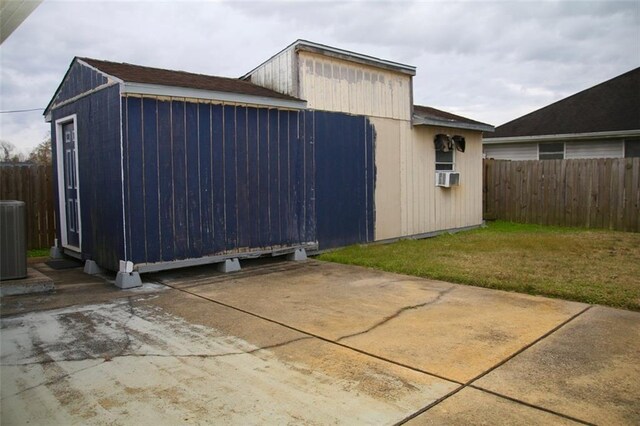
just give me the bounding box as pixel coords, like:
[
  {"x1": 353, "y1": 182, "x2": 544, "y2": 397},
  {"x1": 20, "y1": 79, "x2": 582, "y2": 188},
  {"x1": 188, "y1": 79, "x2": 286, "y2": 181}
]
[
  {"x1": 0, "y1": 164, "x2": 56, "y2": 249},
  {"x1": 483, "y1": 158, "x2": 640, "y2": 232}
]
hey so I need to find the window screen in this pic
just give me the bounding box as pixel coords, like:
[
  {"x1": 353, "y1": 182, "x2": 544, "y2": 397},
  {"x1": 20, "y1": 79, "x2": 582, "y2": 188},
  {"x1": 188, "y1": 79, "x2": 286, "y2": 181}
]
[
  {"x1": 539, "y1": 142, "x2": 564, "y2": 160},
  {"x1": 625, "y1": 138, "x2": 640, "y2": 158}
]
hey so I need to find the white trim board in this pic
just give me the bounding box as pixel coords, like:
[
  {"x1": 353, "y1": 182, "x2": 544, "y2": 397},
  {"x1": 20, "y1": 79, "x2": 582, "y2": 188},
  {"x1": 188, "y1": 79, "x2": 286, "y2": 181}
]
[
  {"x1": 121, "y1": 82, "x2": 307, "y2": 110},
  {"x1": 54, "y1": 114, "x2": 82, "y2": 252}
]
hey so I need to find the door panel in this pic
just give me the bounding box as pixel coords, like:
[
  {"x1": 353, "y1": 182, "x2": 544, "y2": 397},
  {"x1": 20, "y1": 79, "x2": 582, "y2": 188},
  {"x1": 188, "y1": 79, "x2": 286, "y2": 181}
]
[{"x1": 62, "y1": 122, "x2": 80, "y2": 248}]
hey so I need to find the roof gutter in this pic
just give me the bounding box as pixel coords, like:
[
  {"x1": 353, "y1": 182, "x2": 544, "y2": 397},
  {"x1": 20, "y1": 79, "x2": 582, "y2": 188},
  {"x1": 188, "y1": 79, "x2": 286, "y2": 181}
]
[
  {"x1": 121, "y1": 82, "x2": 307, "y2": 110},
  {"x1": 413, "y1": 114, "x2": 495, "y2": 133},
  {"x1": 484, "y1": 129, "x2": 640, "y2": 144}
]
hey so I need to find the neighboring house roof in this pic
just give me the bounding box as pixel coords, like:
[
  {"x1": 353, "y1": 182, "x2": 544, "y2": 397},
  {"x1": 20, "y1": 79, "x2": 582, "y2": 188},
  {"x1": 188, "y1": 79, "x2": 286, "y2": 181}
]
[
  {"x1": 413, "y1": 105, "x2": 495, "y2": 133},
  {"x1": 487, "y1": 67, "x2": 640, "y2": 142},
  {"x1": 242, "y1": 39, "x2": 417, "y2": 79}
]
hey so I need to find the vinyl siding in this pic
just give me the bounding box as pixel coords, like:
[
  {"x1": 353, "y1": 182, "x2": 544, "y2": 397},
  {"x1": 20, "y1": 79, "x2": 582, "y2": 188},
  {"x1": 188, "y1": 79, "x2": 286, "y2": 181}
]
[
  {"x1": 565, "y1": 140, "x2": 623, "y2": 159},
  {"x1": 483, "y1": 143, "x2": 538, "y2": 160}
]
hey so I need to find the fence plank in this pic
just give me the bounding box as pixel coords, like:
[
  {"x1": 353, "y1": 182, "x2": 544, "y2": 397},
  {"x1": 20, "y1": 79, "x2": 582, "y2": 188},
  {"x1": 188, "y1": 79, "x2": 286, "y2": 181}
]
[
  {"x1": 0, "y1": 164, "x2": 56, "y2": 249},
  {"x1": 483, "y1": 158, "x2": 639, "y2": 232}
]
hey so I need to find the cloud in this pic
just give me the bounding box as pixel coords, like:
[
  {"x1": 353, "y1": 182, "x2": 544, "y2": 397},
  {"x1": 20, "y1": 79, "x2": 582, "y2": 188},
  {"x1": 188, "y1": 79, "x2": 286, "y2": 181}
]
[{"x1": 0, "y1": 0, "x2": 638, "y2": 153}]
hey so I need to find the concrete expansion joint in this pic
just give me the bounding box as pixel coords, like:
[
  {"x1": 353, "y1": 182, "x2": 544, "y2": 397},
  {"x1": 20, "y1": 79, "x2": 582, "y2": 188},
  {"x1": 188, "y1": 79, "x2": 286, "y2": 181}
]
[
  {"x1": 336, "y1": 286, "x2": 456, "y2": 342},
  {"x1": 393, "y1": 304, "x2": 596, "y2": 426},
  {"x1": 466, "y1": 386, "x2": 596, "y2": 426}
]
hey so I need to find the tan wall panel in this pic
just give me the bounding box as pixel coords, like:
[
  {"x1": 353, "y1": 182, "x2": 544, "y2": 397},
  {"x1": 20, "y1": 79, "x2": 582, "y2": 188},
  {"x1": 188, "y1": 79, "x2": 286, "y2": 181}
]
[
  {"x1": 372, "y1": 119, "x2": 484, "y2": 240},
  {"x1": 370, "y1": 117, "x2": 403, "y2": 240},
  {"x1": 299, "y1": 52, "x2": 412, "y2": 120}
]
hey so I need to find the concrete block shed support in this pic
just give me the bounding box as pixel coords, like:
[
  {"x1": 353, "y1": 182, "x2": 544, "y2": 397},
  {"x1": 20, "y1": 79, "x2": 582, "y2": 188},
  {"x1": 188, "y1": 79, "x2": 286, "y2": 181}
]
[
  {"x1": 115, "y1": 260, "x2": 142, "y2": 289},
  {"x1": 217, "y1": 258, "x2": 241, "y2": 273},
  {"x1": 115, "y1": 272, "x2": 142, "y2": 289},
  {"x1": 50, "y1": 239, "x2": 64, "y2": 259},
  {"x1": 83, "y1": 260, "x2": 105, "y2": 275},
  {"x1": 286, "y1": 248, "x2": 307, "y2": 261}
]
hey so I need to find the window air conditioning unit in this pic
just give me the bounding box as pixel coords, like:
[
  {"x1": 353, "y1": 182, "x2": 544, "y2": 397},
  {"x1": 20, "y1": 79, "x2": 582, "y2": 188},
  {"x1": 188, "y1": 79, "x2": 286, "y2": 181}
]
[{"x1": 435, "y1": 171, "x2": 460, "y2": 188}]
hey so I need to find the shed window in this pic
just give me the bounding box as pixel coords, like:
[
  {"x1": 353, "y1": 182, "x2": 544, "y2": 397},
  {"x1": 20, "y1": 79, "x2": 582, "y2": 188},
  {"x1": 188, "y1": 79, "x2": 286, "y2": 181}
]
[
  {"x1": 436, "y1": 149, "x2": 455, "y2": 171},
  {"x1": 539, "y1": 142, "x2": 564, "y2": 160}
]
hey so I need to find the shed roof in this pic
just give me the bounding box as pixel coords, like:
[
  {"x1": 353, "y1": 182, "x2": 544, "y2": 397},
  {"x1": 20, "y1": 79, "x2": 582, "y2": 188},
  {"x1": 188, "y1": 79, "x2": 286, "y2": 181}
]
[
  {"x1": 413, "y1": 105, "x2": 494, "y2": 133},
  {"x1": 487, "y1": 67, "x2": 640, "y2": 140},
  {"x1": 242, "y1": 39, "x2": 417, "y2": 79},
  {"x1": 79, "y1": 57, "x2": 302, "y2": 102}
]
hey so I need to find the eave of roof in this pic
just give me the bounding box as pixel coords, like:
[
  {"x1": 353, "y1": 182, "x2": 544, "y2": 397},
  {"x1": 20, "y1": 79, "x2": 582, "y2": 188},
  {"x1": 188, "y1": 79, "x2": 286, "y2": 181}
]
[
  {"x1": 413, "y1": 105, "x2": 494, "y2": 132},
  {"x1": 242, "y1": 39, "x2": 416, "y2": 79},
  {"x1": 484, "y1": 129, "x2": 640, "y2": 144}
]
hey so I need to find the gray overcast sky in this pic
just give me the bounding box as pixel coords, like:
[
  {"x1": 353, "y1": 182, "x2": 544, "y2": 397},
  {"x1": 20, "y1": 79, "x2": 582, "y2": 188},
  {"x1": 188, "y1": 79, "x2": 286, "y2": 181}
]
[{"x1": 1, "y1": 0, "x2": 638, "y2": 154}]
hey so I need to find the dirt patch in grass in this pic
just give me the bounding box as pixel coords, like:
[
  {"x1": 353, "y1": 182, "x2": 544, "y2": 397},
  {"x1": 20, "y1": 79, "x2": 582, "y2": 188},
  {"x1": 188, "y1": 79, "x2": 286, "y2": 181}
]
[{"x1": 318, "y1": 221, "x2": 640, "y2": 311}]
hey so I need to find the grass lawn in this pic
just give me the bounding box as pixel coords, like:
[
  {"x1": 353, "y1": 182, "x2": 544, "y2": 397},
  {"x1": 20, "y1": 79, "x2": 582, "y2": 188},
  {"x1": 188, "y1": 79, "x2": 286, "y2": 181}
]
[
  {"x1": 27, "y1": 248, "x2": 49, "y2": 258},
  {"x1": 318, "y1": 221, "x2": 640, "y2": 311}
]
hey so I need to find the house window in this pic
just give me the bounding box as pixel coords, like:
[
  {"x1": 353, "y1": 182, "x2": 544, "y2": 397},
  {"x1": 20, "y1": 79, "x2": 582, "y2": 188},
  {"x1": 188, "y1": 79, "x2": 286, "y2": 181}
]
[
  {"x1": 436, "y1": 149, "x2": 455, "y2": 171},
  {"x1": 539, "y1": 142, "x2": 564, "y2": 160},
  {"x1": 625, "y1": 138, "x2": 640, "y2": 158}
]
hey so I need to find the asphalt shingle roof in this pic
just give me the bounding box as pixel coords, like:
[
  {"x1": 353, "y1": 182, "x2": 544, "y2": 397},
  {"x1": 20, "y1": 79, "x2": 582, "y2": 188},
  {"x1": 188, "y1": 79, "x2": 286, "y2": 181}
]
[
  {"x1": 413, "y1": 105, "x2": 493, "y2": 128},
  {"x1": 489, "y1": 67, "x2": 640, "y2": 139},
  {"x1": 79, "y1": 57, "x2": 301, "y2": 102}
]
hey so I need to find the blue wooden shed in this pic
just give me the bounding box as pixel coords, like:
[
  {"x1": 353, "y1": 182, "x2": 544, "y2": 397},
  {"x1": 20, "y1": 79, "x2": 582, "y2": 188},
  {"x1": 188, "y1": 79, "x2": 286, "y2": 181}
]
[{"x1": 45, "y1": 58, "x2": 375, "y2": 287}]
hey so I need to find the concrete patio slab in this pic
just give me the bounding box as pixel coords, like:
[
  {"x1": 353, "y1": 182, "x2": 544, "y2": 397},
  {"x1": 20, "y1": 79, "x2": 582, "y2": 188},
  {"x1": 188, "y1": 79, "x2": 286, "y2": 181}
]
[
  {"x1": 1, "y1": 289, "x2": 458, "y2": 425},
  {"x1": 474, "y1": 306, "x2": 640, "y2": 425},
  {"x1": 158, "y1": 260, "x2": 588, "y2": 382},
  {"x1": 406, "y1": 387, "x2": 580, "y2": 425},
  {"x1": 2, "y1": 258, "x2": 638, "y2": 425}
]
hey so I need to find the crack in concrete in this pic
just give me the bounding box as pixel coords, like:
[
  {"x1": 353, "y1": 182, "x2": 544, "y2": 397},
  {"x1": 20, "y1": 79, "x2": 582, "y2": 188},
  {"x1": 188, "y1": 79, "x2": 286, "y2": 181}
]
[
  {"x1": 336, "y1": 286, "x2": 456, "y2": 342},
  {"x1": 0, "y1": 360, "x2": 104, "y2": 401},
  {"x1": 0, "y1": 336, "x2": 313, "y2": 367}
]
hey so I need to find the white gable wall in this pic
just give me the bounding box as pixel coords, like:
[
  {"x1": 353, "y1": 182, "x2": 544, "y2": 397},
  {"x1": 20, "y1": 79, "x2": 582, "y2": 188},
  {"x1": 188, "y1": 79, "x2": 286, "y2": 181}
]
[{"x1": 245, "y1": 46, "x2": 297, "y2": 97}]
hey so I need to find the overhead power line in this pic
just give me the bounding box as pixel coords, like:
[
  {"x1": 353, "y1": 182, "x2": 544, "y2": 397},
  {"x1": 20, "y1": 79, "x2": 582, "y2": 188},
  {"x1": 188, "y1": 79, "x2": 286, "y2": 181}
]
[{"x1": 0, "y1": 108, "x2": 45, "y2": 114}]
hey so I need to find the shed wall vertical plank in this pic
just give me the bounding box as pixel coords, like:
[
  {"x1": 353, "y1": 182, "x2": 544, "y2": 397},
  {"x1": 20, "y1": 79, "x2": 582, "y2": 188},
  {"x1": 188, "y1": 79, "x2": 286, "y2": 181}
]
[
  {"x1": 278, "y1": 111, "x2": 291, "y2": 244},
  {"x1": 223, "y1": 105, "x2": 238, "y2": 250},
  {"x1": 198, "y1": 103, "x2": 213, "y2": 252},
  {"x1": 268, "y1": 109, "x2": 281, "y2": 243},
  {"x1": 257, "y1": 108, "x2": 271, "y2": 247},
  {"x1": 289, "y1": 111, "x2": 302, "y2": 243},
  {"x1": 304, "y1": 111, "x2": 316, "y2": 243},
  {"x1": 211, "y1": 104, "x2": 226, "y2": 253},
  {"x1": 142, "y1": 98, "x2": 160, "y2": 263},
  {"x1": 247, "y1": 107, "x2": 260, "y2": 248},
  {"x1": 185, "y1": 102, "x2": 202, "y2": 257},
  {"x1": 171, "y1": 100, "x2": 187, "y2": 258},
  {"x1": 235, "y1": 106, "x2": 250, "y2": 249},
  {"x1": 125, "y1": 97, "x2": 146, "y2": 263},
  {"x1": 157, "y1": 100, "x2": 175, "y2": 262}
]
